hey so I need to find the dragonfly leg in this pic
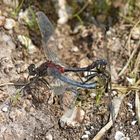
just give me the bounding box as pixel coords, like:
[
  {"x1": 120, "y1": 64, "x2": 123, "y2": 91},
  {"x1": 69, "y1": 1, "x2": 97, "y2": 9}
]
[
  {"x1": 38, "y1": 78, "x2": 51, "y2": 89},
  {"x1": 82, "y1": 73, "x2": 99, "y2": 84},
  {"x1": 75, "y1": 72, "x2": 84, "y2": 83}
]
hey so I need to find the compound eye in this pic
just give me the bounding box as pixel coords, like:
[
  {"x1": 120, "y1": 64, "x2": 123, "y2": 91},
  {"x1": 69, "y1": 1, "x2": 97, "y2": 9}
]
[
  {"x1": 103, "y1": 59, "x2": 107, "y2": 65},
  {"x1": 28, "y1": 64, "x2": 36, "y2": 76},
  {"x1": 28, "y1": 64, "x2": 35, "y2": 70}
]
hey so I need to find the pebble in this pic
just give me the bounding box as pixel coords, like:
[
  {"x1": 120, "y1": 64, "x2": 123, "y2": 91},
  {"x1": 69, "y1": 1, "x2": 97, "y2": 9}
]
[
  {"x1": 131, "y1": 27, "x2": 140, "y2": 40},
  {"x1": 71, "y1": 46, "x2": 79, "y2": 52},
  {"x1": 115, "y1": 131, "x2": 130, "y2": 140},
  {"x1": 131, "y1": 120, "x2": 137, "y2": 125},
  {"x1": 115, "y1": 131, "x2": 125, "y2": 140},
  {"x1": 2, "y1": 106, "x2": 8, "y2": 112},
  {"x1": 90, "y1": 126, "x2": 94, "y2": 130},
  {"x1": 2, "y1": 33, "x2": 11, "y2": 42},
  {"x1": 81, "y1": 134, "x2": 89, "y2": 139},
  {"x1": 106, "y1": 30, "x2": 112, "y2": 36},
  {"x1": 2, "y1": 33, "x2": 15, "y2": 49},
  {"x1": 3, "y1": 0, "x2": 19, "y2": 8},
  {"x1": 90, "y1": 92, "x2": 96, "y2": 98},
  {"x1": 59, "y1": 107, "x2": 85, "y2": 127},
  {"x1": 127, "y1": 102, "x2": 133, "y2": 109},
  {"x1": 4, "y1": 18, "x2": 16, "y2": 30},
  {"x1": 17, "y1": 35, "x2": 37, "y2": 53},
  {"x1": 132, "y1": 112, "x2": 135, "y2": 116},
  {"x1": 85, "y1": 131, "x2": 91, "y2": 135},
  {"x1": 46, "y1": 134, "x2": 53, "y2": 140},
  {"x1": 112, "y1": 90, "x2": 118, "y2": 96},
  {"x1": 57, "y1": 0, "x2": 70, "y2": 24}
]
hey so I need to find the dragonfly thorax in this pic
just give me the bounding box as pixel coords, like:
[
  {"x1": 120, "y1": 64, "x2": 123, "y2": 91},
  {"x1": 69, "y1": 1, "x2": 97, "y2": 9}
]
[
  {"x1": 46, "y1": 61, "x2": 65, "y2": 73},
  {"x1": 28, "y1": 61, "x2": 65, "y2": 78}
]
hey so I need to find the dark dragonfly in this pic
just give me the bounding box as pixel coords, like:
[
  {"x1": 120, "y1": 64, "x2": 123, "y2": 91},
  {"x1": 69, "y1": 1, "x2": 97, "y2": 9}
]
[{"x1": 28, "y1": 11, "x2": 109, "y2": 94}]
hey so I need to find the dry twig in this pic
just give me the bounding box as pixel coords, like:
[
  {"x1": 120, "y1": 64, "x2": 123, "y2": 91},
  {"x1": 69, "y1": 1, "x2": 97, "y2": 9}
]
[{"x1": 118, "y1": 19, "x2": 140, "y2": 76}]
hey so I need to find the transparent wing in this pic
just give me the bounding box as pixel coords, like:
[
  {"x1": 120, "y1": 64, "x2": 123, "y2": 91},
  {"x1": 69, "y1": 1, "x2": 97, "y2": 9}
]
[
  {"x1": 36, "y1": 11, "x2": 77, "y2": 100},
  {"x1": 36, "y1": 11, "x2": 62, "y2": 65},
  {"x1": 36, "y1": 11, "x2": 54, "y2": 44}
]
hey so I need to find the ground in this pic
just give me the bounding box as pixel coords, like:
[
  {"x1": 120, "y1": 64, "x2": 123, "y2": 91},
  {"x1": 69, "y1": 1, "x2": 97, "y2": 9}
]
[{"x1": 0, "y1": 1, "x2": 140, "y2": 140}]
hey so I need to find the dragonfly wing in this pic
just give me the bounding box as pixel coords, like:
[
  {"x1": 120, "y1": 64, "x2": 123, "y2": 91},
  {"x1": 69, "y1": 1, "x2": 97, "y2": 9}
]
[
  {"x1": 36, "y1": 11, "x2": 54, "y2": 44},
  {"x1": 36, "y1": 11, "x2": 62, "y2": 64},
  {"x1": 50, "y1": 78, "x2": 66, "y2": 95},
  {"x1": 50, "y1": 77, "x2": 77, "y2": 110},
  {"x1": 36, "y1": 11, "x2": 78, "y2": 108}
]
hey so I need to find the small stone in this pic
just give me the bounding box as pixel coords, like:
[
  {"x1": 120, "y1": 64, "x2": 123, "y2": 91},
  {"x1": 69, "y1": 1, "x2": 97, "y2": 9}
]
[
  {"x1": 127, "y1": 102, "x2": 133, "y2": 109},
  {"x1": 106, "y1": 30, "x2": 112, "y2": 36},
  {"x1": 115, "y1": 131, "x2": 125, "y2": 140},
  {"x1": 58, "y1": 16, "x2": 68, "y2": 24},
  {"x1": 4, "y1": 18, "x2": 16, "y2": 30},
  {"x1": 112, "y1": 90, "x2": 118, "y2": 96},
  {"x1": 132, "y1": 112, "x2": 135, "y2": 116},
  {"x1": 131, "y1": 120, "x2": 137, "y2": 125},
  {"x1": 46, "y1": 134, "x2": 53, "y2": 140},
  {"x1": 29, "y1": 107, "x2": 35, "y2": 113},
  {"x1": 3, "y1": 0, "x2": 19, "y2": 8},
  {"x1": 81, "y1": 134, "x2": 89, "y2": 139},
  {"x1": 57, "y1": 0, "x2": 70, "y2": 24},
  {"x1": 131, "y1": 27, "x2": 140, "y2": 40},
  {"x1": 90, "y1": 126, "x2": 94, "y2": 130},
  {"x1": 17, "y1": 35, "x2": 37, "y2": 53},
  {"x1": 59, "y1": 107, "x2": 85, "y2": 127},
  {"x1": 1, "y1": 33, "x2": 15, "y2": 49},
  {"x1": 85, "y1": 131, "x2": 91, "y2": 135},
  {"x1": 2, "y1": 106, "x2": 8, "y2": 112},
  {"x1": 26, "y1": 94, "x2": 32, "y2": 100},
  {"x1": 2, "y1": 34, "x2": 11, "y2": 42},
  {"x1": 71, "y1": 46, "x2": 79, "y2": 52},
  {"x1": 90, "y1": 92, "x2": 96, "y2": 98}
]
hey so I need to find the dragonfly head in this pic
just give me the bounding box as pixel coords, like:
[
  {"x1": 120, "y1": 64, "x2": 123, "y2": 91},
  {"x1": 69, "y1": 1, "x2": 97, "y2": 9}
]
[
  {"x1": 28, "y1": 64, "x2": 36, "y2": 76},
  {"x1": 94, "y1": 59, "x2": 107, "y2": 72}
]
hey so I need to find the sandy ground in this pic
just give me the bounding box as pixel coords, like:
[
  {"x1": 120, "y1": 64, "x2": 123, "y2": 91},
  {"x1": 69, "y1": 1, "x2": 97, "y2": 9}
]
[{"x1": 0, "y1": 1, "x2": 140, "y2": 140}]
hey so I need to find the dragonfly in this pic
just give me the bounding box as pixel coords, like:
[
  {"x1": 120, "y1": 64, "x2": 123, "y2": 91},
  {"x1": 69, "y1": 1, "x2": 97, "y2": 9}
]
[{"x1": 28, "y1": 11, "x2": 109, "y2": 96}]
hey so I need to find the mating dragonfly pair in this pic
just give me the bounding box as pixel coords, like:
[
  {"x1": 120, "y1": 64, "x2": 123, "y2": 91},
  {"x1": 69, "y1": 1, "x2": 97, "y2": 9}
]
[{"x1": 28, "y1": 11, "x2": 110, "y2": 98}]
